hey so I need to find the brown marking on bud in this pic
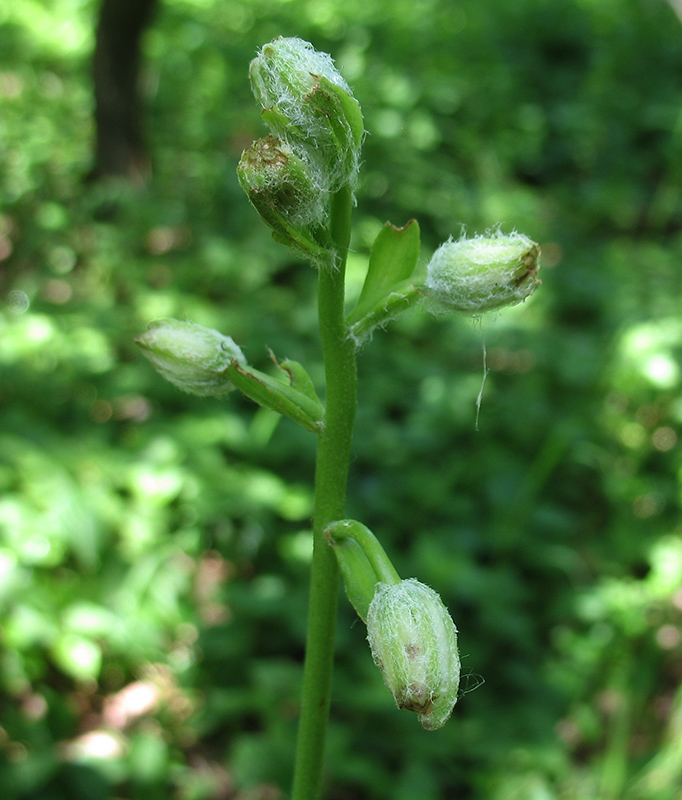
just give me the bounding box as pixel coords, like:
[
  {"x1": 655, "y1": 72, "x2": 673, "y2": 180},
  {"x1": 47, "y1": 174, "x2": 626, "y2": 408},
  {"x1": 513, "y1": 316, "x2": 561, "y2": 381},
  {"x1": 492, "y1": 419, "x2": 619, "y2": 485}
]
[
  {"x1": 515, "y1": 242, "x2": 541, "y2": 288},
  {"x1": 405, "y1": 643, "x2": 423, "y2": 660},
  {"x1": 397, "y1": 683, "x2": 432, "y2": 714}
]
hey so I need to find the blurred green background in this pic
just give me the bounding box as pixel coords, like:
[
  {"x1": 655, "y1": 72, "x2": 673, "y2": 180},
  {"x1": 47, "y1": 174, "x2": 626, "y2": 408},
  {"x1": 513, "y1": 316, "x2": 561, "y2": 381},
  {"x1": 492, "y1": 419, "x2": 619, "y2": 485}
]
[{"x1": 2, "y1": 0, "x2": 682, "y2": 798}]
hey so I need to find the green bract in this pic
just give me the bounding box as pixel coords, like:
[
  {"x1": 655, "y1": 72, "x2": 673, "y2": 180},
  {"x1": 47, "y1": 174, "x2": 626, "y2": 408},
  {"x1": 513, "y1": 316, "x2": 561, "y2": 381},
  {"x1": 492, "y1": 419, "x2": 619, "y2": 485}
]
[
  {"x1": 424, "y1": 231, "x2": 541, "y2": 313},
  {"x1": 367, "y1": 579, "x2": 461, "y2": 730},
  {"x1": 346, "y1": 220, "x2": 422, "y2": 346}
]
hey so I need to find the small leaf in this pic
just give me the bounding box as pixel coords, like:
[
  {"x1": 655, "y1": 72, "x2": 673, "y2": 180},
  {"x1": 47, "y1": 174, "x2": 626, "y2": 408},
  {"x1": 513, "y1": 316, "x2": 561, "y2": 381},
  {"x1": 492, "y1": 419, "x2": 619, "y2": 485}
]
[
  {"x1": 348, "y1": 220, "x2": 420, "y2": 323},
  {"x1": 278, "y1": 357, "x2": 323, "y2": 408}
]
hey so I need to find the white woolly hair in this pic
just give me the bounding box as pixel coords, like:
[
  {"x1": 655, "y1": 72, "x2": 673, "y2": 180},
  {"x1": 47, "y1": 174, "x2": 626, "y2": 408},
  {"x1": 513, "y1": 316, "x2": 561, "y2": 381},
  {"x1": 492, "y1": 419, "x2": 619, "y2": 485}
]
[
  {"x1": 424, "y1": 229, "x2": 540, "y2": 314},
  {"x1": 241, "y1": 136, "x2": 327, "y2": 227},
  {"x1": 367, "y1": 579, "x2": 460, "y2": 730},
  {"x1": 269, "y1": 138, "x2": 328, "y2": 227},
  {"x1": 250, "y1": 37, "x2": 351, "y2": 107},
  {"x1": 249, "y1": 37, "x2": 361, "y2": 193}
]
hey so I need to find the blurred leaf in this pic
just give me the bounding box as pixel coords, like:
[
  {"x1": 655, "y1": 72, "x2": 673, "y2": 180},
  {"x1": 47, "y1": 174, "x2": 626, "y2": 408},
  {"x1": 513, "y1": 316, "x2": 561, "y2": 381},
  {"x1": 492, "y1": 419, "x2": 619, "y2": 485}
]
[{"x1": 52, "y1": 634, "x2": 102, "y2": 682}]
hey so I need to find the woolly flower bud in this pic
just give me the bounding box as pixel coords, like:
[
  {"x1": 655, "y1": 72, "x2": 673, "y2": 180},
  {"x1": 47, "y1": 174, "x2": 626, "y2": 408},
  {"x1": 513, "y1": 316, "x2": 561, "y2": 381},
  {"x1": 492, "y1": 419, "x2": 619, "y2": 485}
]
[
  {"x1": 250, "y1": 37, "x2": 350, "y2": 116},
  {"x1": 367, "y1": 579, "x2": 460, "y2": 730},
  {"x1": 249, "y1": 37, "x2": 364, "y2": 191},
  {"x1": 424, "y1": 231, "x2": 540, "y2": 313},
  {"x1": 135, "y1": 319, "x2": 245, "y2": 397},
  {"x1": 237, "y1": 135, "x2": 325, "y2": 228}
]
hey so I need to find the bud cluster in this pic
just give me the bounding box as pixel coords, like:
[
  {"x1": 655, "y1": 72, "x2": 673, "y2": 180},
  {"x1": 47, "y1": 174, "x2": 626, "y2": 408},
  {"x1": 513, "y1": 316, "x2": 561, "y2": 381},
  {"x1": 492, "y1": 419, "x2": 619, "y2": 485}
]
[{"x1": 239, "y1": 37, "x2": 364, "y2": 259}]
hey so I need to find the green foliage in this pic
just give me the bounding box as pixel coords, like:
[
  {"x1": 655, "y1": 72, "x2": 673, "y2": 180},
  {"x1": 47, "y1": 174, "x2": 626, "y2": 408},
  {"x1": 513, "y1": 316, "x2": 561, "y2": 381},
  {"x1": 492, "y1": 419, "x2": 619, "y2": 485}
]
[{"x1": 2, "y1": 0, "x2": 682, "y2": 798}]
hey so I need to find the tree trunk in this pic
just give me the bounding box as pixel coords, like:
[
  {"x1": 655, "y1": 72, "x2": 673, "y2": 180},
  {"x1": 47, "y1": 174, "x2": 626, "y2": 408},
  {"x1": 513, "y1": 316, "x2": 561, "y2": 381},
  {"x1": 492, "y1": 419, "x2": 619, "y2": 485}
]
[{"x1": 91, "y1": 0, "x2": 159, "y2": 184}]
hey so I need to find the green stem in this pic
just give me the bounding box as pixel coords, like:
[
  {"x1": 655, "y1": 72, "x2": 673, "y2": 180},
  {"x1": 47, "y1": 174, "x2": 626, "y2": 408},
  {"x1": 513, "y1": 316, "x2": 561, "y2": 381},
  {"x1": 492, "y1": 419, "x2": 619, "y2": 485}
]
[{"x1": 291, "y1": 186, "x2": 356, "y2": 800}]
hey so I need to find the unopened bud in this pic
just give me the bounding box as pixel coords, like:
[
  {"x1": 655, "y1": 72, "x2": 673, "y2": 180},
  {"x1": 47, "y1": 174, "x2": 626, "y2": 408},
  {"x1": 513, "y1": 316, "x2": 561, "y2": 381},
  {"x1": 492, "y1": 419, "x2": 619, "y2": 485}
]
[
  {"x1": 424, "y1": 231, "x2": 540, "y2": 313},
  {"x1": 238, "y1": 135, "x2": 324, "y2": 227},
  {"x1": 237, "y1": 135, "x2": 330, "y2": 260},
  {"x1": 249, "y1": 37, "x2": 363, "y2": 191},
  {"x1": 367, "y1": 579, "x2": 460, "y2": 730},
  {"x1": 135, "y1": 319, "x2": 245, "y2": 396}
]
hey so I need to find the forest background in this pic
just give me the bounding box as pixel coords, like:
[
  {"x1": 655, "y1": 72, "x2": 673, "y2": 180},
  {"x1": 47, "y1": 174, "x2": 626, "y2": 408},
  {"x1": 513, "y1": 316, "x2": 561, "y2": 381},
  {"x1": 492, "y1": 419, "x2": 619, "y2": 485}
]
[{"x1": 2, "y1": 0, "x2": 682, "y2": 798}]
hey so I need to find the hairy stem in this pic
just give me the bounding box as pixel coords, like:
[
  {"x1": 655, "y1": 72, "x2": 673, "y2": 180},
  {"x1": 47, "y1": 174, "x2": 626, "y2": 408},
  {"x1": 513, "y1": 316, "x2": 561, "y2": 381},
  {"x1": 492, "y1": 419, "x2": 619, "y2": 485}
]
[{"x1": 291, "y1": 186, "x2": 356, "y2": 800}]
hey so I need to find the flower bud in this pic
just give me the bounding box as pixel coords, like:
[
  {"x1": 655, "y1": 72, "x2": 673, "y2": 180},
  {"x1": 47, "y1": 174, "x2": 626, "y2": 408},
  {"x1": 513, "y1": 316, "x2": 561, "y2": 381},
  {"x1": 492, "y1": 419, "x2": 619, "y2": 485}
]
[
  {"x1": 249, "y1": 37, "x2": 364, "y2": 191},
  {"x1": 135, "y1": 319, "x2": 245, "y2": 396},
  {"x1": 237, "y1": 135, "x2": 330, "y2": 259},
  {"x1": 238, "y1": 136, "x2": 324, "y2": 227},
  {"x1": 367, "y1": 579, "x2": 460, "y2": 730},
  {"x1": 424, "y1": 231, "x2": 540, "y2": 313}
]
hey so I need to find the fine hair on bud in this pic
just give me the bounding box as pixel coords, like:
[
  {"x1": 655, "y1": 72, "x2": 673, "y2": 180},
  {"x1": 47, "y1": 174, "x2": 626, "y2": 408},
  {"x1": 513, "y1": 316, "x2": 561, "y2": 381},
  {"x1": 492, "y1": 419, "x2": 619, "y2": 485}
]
[
  {"x1": 424, "y1": 229, "x2": 541, "y2": 314},
  {"x1": 367, "y1": 579, "x2": 461, "y2": 730},
  {"x1": 250, "y1": 37, "x2": 352, "y2": 118}
]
